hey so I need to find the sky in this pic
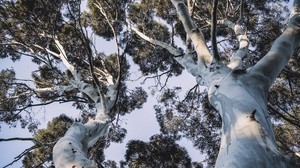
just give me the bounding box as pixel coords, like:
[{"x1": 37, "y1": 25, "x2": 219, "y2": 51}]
[
  {"x1": 0, "y1": 49, "x2": 202, "y2": 167},
  {"x1": 0, "y1": 17, "x2": 202, "y2": 168}
]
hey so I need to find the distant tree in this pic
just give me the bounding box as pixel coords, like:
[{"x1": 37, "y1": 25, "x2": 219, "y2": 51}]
[
  {"x1": 154, "y1": 88, "x2": 221, "y2": 166},
  {"x1": 123, "y1": 134, "x2": 201, "y2": 167}
]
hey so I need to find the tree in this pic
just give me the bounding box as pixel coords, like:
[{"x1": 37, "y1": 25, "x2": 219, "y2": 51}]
[
  {"x1": 1, "y1": 0, "x2": 300, "y2": 167},
  {"x1": 22, "y1": 114, "x2": 73, "y2": 167},
  {"x1": 0, "y1": 0, "x2": 147, "y2": 167},
  {"x1": 131, "y1": 0, "x2": 300, "y2": 167},
  {"x1": 154, "y1": 87, "x2": 221, "y2": 166},
  {"x1": 123, "y1": 134, "x2": 199, "y2": 167}
]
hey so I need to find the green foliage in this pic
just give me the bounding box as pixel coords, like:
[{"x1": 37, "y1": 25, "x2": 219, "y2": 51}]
[
  {"x1": 86, "y1": 0, "x2": 130, "y2": 40},
  {"x1": 0, "y1": 69, "x2": 40, "y2": 131},
  {"x1": 0, "y1": 0, "x2": 148, "y2": 128},
  {"x1": 123, "y1": 134, "x2": 201, "y2": 167},
  {"x1": 154, "y1": 87, "x2": 221, "y2": 166},
  {"x1": 103, "y1": 160, "x2": 118, "y2": 168},
  {"x1": 22, "y1": 114, "x2": 73, "y2": 167},
  {"x1": 268, "y1": 51, "x2": 300, "y2": 165},
  {"x1": 274, "y1": 121, "x2": 300, "y2": 165}
]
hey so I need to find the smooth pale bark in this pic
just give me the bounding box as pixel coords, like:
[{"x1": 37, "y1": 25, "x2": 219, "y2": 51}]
[
  {"x1": 51, "y1": 59, "x2": 116, "y2": 167},
  {"x1": 169, "y1": 0, "x2": 300, "y2": 167},
  {"x1": 53, "y1": 119, "x2": 109, "y2": 168},
  {"x1": 208, "y1": 69, "x2": 293, "y2": 167},
  {"x1": 218, "y1": 19, "x2": 250, "y2": 69},
  {"x1": 28, "y1": 33, "x2": 118, "y2": 167},
  {"x1": 130, "y1": 27, "x2": 199, "y2": 77},
  {"x1": 171, "y1": 0, "x2": 212, "y2": 65}
]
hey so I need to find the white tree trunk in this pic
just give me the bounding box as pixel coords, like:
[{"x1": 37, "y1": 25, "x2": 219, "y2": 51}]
[
  {"x1": 168, "y1": 0, "x2": 300, "y2": 167},
  {"x1": 52, "y1": 82, "x2": 115, "y2": 168},
  {"x1": 53, "y1": 119, "x2": 109, "y2": 168},
  {"x1": 35, "y1": 33, "x2": 118, "y2": 167},
  {"x1": 208, "y1": 69, "x2": 293, "y2": 167}
]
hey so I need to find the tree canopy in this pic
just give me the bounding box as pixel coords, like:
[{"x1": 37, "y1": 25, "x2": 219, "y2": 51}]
[{"x1": 0, "y1": 0, "x2": 299, "y2": 167}]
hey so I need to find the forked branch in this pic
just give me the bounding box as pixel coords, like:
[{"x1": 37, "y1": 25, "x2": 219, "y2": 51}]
[
  {"x1": 131, "y1": 26, "x2": 202, "y2": 78},
  {"x1": 219, "y1": 0, "x2": 250, "y2": 70},
  {"x1": 94, "y1": 1, "x2": 123, "y2": 115}
]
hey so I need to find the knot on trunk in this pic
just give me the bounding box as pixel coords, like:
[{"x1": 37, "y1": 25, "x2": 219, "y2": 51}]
[{"x1": 247, "y1": 109, "x2": 258, "y2": 122}]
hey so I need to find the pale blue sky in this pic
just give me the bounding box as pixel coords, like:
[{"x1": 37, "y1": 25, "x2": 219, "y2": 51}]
[{"x1": 0, "y1": 53, "x2": 201, "y2": 167}]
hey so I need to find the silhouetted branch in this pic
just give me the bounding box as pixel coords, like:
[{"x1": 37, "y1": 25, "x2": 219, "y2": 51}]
[
  {"x1": 0, "y1": 137, "x2": 56, "y2": 168},
  {"x1": 141, "y1": 70, "x2": 173, "y2": 91},
  {"x1": 182, "y1": 84, "x2": 199, "y2": 102},
  {"x1": 2, "y1": 145, "x2": 38, "y2": 168},
  {"x1": 238, "y1": 0, "x2": 244, "y2": 23},
  {"x1": 211, "y1": 0, "x2": 220, "y2": 61},
  {"x1": 0, "y1": 137, "x2": 55, "y2": 146},
  {"x1": 268, "y1": 105, "x2": 300, "y2": 128}
]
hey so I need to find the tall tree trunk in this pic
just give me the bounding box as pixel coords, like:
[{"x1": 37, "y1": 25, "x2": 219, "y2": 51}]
[
  {"x1": 53, "y1": 116, "x2": 109, "y2": 168},
  {"x1": 208, "y1": 69, "x2": 294, "y2": 167},
  {"x1": 169, "y1": 0, "x2": 300, "y2": 167},
  {"x1": 134, "y1": 0, "x2": 300, "y2": 166}
]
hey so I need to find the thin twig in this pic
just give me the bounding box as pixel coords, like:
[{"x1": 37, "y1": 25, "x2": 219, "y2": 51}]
[
  {"x1": 268, "y1": 105, "x2": 300, "y2": 128},
  {"x1": 3, "y1": 145, "x2": 38, "y2": 168}
]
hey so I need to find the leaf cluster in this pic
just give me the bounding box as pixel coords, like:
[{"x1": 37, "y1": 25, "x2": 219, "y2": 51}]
[{"x1": 123, "y1": 134, "x2": 202, "y2": 168}]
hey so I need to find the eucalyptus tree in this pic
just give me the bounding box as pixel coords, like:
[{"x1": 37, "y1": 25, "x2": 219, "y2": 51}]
[
  {"x1": 126, "y1": 1, "x2": 299, "y2": 166},
  {"x1": 22, "y1": 115, "x2": 73, "y2": 167},
  {"x1": 0, "y1": 0, "x2": 147, "y2": 167},
  {"x1": 0, "y1": 0, "x2": 300, "y2": 167},
  {"x1": 131, "y1": 0, "x2": 300, "y2": 167}
]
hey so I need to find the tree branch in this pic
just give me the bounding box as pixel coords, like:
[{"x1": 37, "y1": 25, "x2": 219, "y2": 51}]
[
  {"x1": 141, "y1": 70, "x2": 173, "y2": 91},
  {"x1": 186, "y1": 0, "x2": 196, "y2": 51},
  {"x1": 290, "y1": 0, "x2": 300, "y2": 18},
  {"x1": 131, "y1": 26, "x2": 181, "y2": 56},
  {"x1": 0, "y1": 137, "x2": 55, "y2": 146},
  {"x1": 238, "y1": 0, "x2": 244, "y2": 23},
  {"x1": 250, "y1": 0, "x2": 300, "y2": 86},
  {"x1": 131, "y1": 26, "x2": 203, "y2": 77},
  {"x1": 219, "y1": 18, "x2": 250, "y2": 69},
  {"x1": 209, "y1": 0, "x2": 249, "y2": 70},
  {"x1": 268, "y1": 105, "x2": 300, "y2": 128},
  {"x1": 171, "y1": 0, "x2": 212, "y2": 66},
  {"x1": 93, "y1": 1, "x2": 124, "y2": 121},
  {"x1": 3, "y1": 145, "x2": 38, "y2": 168},
  {"x1": 211, "y1": 0, "x2": 221, "y2": 62}
]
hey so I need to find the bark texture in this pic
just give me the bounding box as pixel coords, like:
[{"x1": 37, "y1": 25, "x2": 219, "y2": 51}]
[
  {"x1": 208, "y1": 69, "x2": 294, "y2": 167},
  {"x1": 53, "y1": 120, "x2": 109, "y2": 168},
  {"x1": 170, "y1": 0, "x2": 300, "y2": 167},
  {"x1": 43, "y1": 34, "x2": 118, "y2": 167}
]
